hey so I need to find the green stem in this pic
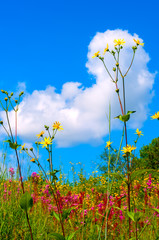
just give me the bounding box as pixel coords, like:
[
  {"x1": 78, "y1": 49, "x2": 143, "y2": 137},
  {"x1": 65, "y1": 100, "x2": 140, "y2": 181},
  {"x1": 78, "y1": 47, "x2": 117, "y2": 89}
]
[
  {"x1": 5, "y1": 111, "x2": 14, "y2": 142},
  {"x1": 124, "y1": 51, "x2": 135, "y2": 77},
  {"x1": 101, "y1": 59, "x2": 115, "y2": 82}
]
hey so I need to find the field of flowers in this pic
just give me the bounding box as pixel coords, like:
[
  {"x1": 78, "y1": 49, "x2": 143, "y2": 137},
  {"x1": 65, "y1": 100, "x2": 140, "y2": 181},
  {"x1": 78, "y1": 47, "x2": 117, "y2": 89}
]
[
  {"x1": 0, "y1": 37, "x2": 159, "y2": 239},
  {"x1": 0, "y1": 169, "x2": 159, "y2": 239}
]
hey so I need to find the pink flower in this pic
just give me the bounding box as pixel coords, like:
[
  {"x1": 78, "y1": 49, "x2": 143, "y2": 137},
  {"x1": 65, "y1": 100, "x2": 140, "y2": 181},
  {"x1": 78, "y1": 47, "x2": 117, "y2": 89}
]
[
  {"x1": 9, "y1": 168, "x2": 15, "y2": 177},
  {"x1": 31, "y1": 172, "x2": 38, "y2": 178}
]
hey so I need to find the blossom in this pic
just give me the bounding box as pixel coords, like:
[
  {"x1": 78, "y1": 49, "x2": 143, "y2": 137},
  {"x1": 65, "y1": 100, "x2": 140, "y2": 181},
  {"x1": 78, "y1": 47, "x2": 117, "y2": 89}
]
[
  {"x1": 133, "y1": 39, "x2": 144, "y2": 46},
  {"x1": 36, "y1": 131, "x2": 45, "y2": 138},
  {"x1": 39, "y1": 137, "x2": 52, "y2": 148},
  {"x1": 20, "y1": 143, "x2": 25, "y2": 153},
  {"x1": 9, "y1": 168, "x2": 15, "y2": 177},
  {"x1": 30, "y1": 158, "x2": 35, "y2": 162},
  {"x1": 114, "y1": 39, "x2": 125, "y2": 47},
  {"x1": 103, "y1": 44, "x2": 109, "y2": 54},
  {"x1": 53, "y1": 121, "x2": 63, "y2": 130},
  {"x1": 151, "y1": 111, "x2": 159, "y2": 120},
  {"x1": 92, "y1": 51, "x2": 100, "y2": 58},
  {"x1": 31, "y1": 172, "x2": 38, "y2": 178},
  {"x1": 121, "y1": 144, "x2": 136, "y2": 154},
  {"x1": 105, "y1": 141, "x2": 112, "y2": 149},
  {"x1": 135, "y1": 128, "x2": 143, "y2": 137}
]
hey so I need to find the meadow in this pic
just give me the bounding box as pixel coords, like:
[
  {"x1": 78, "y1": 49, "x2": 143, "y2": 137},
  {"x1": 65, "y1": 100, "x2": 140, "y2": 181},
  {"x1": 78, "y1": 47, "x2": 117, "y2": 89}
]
[
  {"x1": 0, "y1": 165, "x2": 159, "y2": 239},
  {"x1": 0, "y1": 38, "x2": 159, "y2": 240}
]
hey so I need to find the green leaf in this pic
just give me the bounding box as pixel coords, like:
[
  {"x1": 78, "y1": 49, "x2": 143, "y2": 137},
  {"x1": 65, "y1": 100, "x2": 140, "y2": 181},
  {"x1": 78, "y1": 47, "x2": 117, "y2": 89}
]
[
  {"x1": 152, "y1": 208, "x2": 159, "y2": 214},
  {"x1": 20, "y1": 192, "x2": 33, "y2": 211},
  {"x1": 4, "y1": 140, "x2": 20, "y2": 150},
  {"x1": 127, "y1": 211, "x2": 143, "y2": 222},
  {"x1": 48, "y1": 233, "x2": 65, "y2": 240},
  {"x1": 127, "y1": 111, "x2": 136, "y2": 114},
  {"x1": 127, "y1": 211, "x2": 135, "y2": 222},
  {"x1": 62, "y1": 208, "x2": 72, "y2": 221},
  {"x1": 114, "y1": 111, "x2": 136, "y2": 123},
  {"x1": 66, "y1": 231, "x2": 77, "y2": 240},
  {"x1": 53, "y1": 211, "x2": 60, "y2": 222},
  {"x1": 134, "y1": 212, "x2": 143, "y2": 222}
]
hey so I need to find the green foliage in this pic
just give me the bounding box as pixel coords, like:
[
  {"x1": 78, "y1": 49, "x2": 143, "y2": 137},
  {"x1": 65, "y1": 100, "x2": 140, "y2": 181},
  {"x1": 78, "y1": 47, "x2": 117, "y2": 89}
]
[
  {"x1": 114, "y1": 111, "x2": 136, "y2": 122},
  {"x1": 98, "y1": 148, "x2": 126, "y2": 174},
  {"x1": 132, "y1": 137, "x2": 159, "y2": 170},
  {"x1": 48, "y1": 233, "x2": 66, "y2": 240},
  {"x1": 4, "y1": 140, "x2": 21, "y2": 150},
  {"x1": 20, "y1": 192, "x2": 33, "y2": 212},
  {"x1": 127, "y1": 211, "x2": 143, "y2": 222}
]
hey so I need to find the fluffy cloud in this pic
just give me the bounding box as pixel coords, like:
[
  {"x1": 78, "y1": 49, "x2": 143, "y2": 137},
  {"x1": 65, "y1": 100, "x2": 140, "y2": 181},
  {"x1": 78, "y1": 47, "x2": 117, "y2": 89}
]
[{"x1": 0, "y1": 29, "x2": 155, "y2": 147}]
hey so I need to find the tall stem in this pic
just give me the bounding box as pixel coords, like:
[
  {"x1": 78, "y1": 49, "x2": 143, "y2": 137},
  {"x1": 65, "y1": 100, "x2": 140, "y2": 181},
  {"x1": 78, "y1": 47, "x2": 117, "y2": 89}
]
[{"x1": 122, "y1": 76, "x2": 131, "y2": 238}]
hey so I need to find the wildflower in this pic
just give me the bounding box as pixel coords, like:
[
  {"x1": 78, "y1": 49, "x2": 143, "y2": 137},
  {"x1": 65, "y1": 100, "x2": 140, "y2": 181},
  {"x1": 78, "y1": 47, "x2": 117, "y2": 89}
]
[
  {"x1": 105, "y1": 141, "x2": 112, "y2": 149},
  {"x1": 9, "y1": 168, "x2": 15, "y2": 177},
  {"x1": 121, "y1": 144, "x2": 136, "y2": 154},
  {"x1": 39, "y1": 137, "x2": 52, "y2": 148},
  {"x1": 36, "y1": 131, "x2": 45, "y2": 138},
  {"x1": 103, "y1": 44, "x2": 109, "y2": 54},
  {"x1": 114, "y1": 39, "x2": 125, "y2": 47},
  {"x1": 92, "y1": 51, "x2": 100, "y2": 58},
  {"x1": 133, "y1": 39, "x2": 144, "y2": 46},
  {"x1": 30, "y1": 158, "x2": 35, "y2": 163},
  {"x1": 20, "y1": 144, "x2": 25, "y2": 153},
  {"x1": 151, "y1": 111, "x2": 159, "y2": 120},
  {"x1": 135, "y1": 128, "x2": 143, "y2": 137},
  {"x1": 31, "y1": 172, "x2": 38, "y2": 178},
  {"x1": 53, "y1": 121, "x2": 63, "y2": 130}
]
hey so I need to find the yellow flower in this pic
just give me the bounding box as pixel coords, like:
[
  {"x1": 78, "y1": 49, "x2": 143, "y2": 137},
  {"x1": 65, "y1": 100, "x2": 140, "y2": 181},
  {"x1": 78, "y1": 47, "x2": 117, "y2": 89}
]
[
  {"x1": 105, "y1": 141, "x2": 112, "y2": 149},
  {"x1": 30, "y1": 158, "x2": 35, "y2": 163},
  {"x1": 121, "y1": 144, "x2": 136, "y2": 154},
  {"x1": 92, "y1": 51, "x2": 100, "y2": 58},
  {"x1": 133, "y1": 39, "x2": 144, "y2": 46},
  {"x1": 40, "y1": 137, "x2": 52, "y2": 148},
  {"x1": 36, "y1": 131, "x2": 45, "y2": 138},
  {"x1": 103, "y1": 44, "x2": 109, "y2": 54},
  {"x1": 53, "y1": 121, "x2": 63, "y2": 130},
  {"x1": 151, "y1": 112, "x2": 159, "y2": 120},
  {"x1": 135, "y1": 128, "x2": 143, "y2": 137},
  {"x1": 114, "y1": 39, "x2": 125, "y2": 47},
  {"x1": 20, "y1": 143, "x2": 25, "y2": 153}
]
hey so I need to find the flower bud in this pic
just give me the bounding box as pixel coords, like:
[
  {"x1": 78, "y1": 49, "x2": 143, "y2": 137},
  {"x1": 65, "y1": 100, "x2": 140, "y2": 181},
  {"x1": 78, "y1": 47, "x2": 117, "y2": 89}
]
[
  {"x1": 47, "y1": 158, "x2": 50, "y2": 162},
  {"x1": 0, "y1": 121, "x2": 3, "y2": 125},
  {"x1": 44, "y1": 125, "x2": 49, "y2": 130},
  {"x1": 1, "y1": 90, "x2": 5, "y2": 93},
  {"x1": 132, "y1": 46, "x2": 137, "y2": 52},
  {"x1": 15, "y1": 100, "x2": 18, "y2": 103},
  {"x1": 116, "y1": 62, "x2": 119, "y2": 67},
  {"x1": 113, "y1": 67, "x2": 116, "y2": 72},
  {"x1": 4, "y1": 97, "x2": 8, "y2": 101},
  {"x1": 115, "y1": 89, "x2": 119, "y2": 93},
  {"x1": 30, "y1": 148, "x2": 33, "y2": 152},
  {"x1": 10, "y1": 92, "x2": 14, "y2": 96},
  {"x1": 19, "y1": 91, "x2": 24, "y2": 97}
]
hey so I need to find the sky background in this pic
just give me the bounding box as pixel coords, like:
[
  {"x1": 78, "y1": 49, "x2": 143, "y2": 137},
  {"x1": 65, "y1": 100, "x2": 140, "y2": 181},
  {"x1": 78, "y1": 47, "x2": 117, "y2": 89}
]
[{"x1": 0, "y1": 0, "x2": 158, "y2": 180}]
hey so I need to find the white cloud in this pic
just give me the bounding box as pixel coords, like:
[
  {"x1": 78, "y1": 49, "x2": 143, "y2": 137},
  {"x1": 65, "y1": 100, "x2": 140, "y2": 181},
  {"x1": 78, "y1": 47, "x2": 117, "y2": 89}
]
[{"x1": 0, "y1": 29, "x2": 155, "y2": 147}]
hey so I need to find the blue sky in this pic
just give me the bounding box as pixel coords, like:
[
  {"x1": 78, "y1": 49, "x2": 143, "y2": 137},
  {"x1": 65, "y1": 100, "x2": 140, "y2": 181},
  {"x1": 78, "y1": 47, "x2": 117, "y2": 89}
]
[{"x1": 0, "y1": 0, "x2": 159, "y2": 179}]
